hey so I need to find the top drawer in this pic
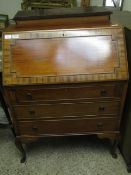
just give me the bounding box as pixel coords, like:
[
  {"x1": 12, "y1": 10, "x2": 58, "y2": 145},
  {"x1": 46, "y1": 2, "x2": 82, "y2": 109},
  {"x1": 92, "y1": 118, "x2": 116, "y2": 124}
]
[{"x1": 8, "y1": 83, "x2": 122, "y2": 104}]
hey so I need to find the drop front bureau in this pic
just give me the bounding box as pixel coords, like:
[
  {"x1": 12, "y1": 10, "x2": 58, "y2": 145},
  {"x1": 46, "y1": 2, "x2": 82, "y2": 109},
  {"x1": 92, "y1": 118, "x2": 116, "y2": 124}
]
[{"x1": 2, "y1": 7, "x2": 129, "y2": 162}]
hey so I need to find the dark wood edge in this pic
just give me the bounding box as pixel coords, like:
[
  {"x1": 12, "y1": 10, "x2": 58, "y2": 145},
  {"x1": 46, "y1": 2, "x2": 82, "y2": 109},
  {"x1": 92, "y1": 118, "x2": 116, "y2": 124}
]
[
  {"x1": 119, "y1": 148, "x2": 131, "y2": 173},
  {"x1": 127, "y1": 165, "x2": 131, "y2": 173},
  {"x1": 17, "y1": 132, "x2": 119, "y2": 144},
  {"x1": 13, "y1": 7, "x2": 112, "y2": 21},
  {"x1": 0, "y1": 123, "x2": 10, "y2": 128}
]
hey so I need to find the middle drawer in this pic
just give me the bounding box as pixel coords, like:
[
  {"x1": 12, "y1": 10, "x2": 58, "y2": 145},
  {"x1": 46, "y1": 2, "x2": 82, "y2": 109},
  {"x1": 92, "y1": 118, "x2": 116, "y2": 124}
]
[{"x1": 13, "y1": 100, "x2": 120, "y2": 120}]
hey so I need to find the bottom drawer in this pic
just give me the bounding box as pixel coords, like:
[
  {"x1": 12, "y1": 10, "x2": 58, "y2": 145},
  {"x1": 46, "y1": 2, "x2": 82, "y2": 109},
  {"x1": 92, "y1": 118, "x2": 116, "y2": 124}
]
[{"x1": 18, "y1": 117, "x2": 119, "y2": 136}]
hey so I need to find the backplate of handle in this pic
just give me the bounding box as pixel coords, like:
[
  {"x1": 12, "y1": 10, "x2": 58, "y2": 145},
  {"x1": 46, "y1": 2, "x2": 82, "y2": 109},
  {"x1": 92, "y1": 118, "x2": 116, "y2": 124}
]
[
  {"x1": 97, "y1": 122, "x2": 103, "y2": 129},
  {"x1": 99, "y1": 106, "x2": 105, "y2": 111},
  {"x1": 26, "y1": 93, "x2": 32, "y2": 100},
  {"x1": 32, "y1": 126, "x2": 38, "y2": 131},
  {"x1": 100, "y1": 90, "x2": 107, "y2": 96}
]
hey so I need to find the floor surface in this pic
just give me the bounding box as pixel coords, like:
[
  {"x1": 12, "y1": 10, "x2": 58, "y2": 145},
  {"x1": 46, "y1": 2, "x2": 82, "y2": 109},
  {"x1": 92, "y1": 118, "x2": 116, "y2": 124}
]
[{"x1": 0, "y1": 127, "x2": 130, "y2": 175}]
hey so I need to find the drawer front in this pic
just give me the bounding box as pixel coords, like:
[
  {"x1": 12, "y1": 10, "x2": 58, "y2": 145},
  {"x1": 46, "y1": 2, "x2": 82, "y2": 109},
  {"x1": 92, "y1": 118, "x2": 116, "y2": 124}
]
[
  {"x1": 13, "y1": 84, "x2": 122, "y2": 103},
  {"x1": 14, "y1": 101, "x2": 120, "y2": 119},
  {"x1": 18, "y1": 117, "x2": 118, "y2": 136}
]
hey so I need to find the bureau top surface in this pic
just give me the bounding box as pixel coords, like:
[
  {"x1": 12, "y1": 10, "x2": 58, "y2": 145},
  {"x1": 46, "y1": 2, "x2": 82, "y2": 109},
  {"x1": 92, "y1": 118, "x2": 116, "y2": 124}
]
[
  {"x1": 13, "y1": 7, "x2": 112, "y2": 21},
  {"x1": 5, "y1": 7, "x2": 113, "y2": 31},
  {"x1": 3, "y1": 26, "x2": 128, "y2": 86}
]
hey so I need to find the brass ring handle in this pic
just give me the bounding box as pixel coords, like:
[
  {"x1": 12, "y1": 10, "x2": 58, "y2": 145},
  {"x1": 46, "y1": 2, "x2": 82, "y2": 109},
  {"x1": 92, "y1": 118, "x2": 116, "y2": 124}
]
[
  {"x1": 100, "y1": 90, "x2": 107, "y2": 96},
  {"x1": 29, "y1": 110, "x2": 35, "y2": 115},
  {"x1": 97, "y1": 122, "x2": 103, "y2": 129},
  {"x1": 32, "y1": 126, "x2": 38, "y2": 131},
  {"x1": 99, "y1": 106, "x2": 105, "y2": 111},
  {"x1": 26, "y1": 93, "x2": 32, "y2": 100}
]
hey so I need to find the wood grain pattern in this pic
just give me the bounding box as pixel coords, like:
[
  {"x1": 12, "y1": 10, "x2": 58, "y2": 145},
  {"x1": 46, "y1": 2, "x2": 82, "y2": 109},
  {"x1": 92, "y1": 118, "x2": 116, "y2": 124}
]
[
  {"x1": 3, "y1": 27, "x2": 129, "y2": 85},
  {"x1": 13, "y1": 100, "x2": 120, "y2": 120},
  {"x1": 13, "y1": 16, "x2": 110, "y2": 29},
  {"x1": 11, "y1": 36, "x2": 117, "y2": 76},
  {"x1": 10, "y1": 82, "x2": 122, "y2": 104},
  {"x1": 17, "y1": 117, "x2": 118, "y2": 136}
]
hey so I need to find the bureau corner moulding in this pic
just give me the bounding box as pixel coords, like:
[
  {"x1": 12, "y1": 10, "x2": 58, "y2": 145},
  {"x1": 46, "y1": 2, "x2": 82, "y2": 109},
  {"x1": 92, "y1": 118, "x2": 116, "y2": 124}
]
[{"x1": 2, "y1": 7, "x2": 129, "y2": 163}]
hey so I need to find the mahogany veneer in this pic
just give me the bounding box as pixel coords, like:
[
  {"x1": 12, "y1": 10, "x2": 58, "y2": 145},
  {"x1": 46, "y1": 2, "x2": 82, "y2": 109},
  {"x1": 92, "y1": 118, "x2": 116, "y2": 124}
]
[{"x1": 2, "y1": 8, "x2": 128, "y2": 162}]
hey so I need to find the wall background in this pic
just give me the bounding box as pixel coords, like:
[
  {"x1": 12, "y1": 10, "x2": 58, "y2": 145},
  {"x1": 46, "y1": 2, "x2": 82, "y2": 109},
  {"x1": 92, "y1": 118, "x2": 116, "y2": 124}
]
[
  {"x1": 123, "y1": 0, "x2": 131, "y2": 11},
  {"x1": 0, "y1": 0, "x2": 21, "y2": 19},
  {"x1": 0, "y1": 0, "x2": 131, "y2": 19}
]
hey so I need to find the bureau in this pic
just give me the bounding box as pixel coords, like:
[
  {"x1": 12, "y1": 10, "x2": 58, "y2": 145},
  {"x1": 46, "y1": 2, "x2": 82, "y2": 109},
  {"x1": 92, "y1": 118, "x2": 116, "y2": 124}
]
[{"x1": 2, "y1": 7, "x2": 129, "y2": 162}]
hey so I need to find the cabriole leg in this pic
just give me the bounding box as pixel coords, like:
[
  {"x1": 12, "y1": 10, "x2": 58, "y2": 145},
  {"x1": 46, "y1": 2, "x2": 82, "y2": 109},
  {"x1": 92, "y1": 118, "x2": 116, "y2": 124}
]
[
  {"x1": 15, "y1": 138, "x2": 26, "y2": 163},
  {"x1": 110, "y1": 139, "x2": 119, "y2": 159}
]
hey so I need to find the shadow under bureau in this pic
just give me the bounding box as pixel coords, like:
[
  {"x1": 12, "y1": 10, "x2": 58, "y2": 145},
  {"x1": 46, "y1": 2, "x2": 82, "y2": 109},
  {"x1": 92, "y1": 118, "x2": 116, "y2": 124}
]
[{"x1": 2, "y1": 7, "x2": 129, "y2": 162}]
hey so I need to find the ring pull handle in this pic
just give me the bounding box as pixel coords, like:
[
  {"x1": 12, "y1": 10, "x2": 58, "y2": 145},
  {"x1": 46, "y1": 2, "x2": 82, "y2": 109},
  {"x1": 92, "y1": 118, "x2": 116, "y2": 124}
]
[
  {"x1": 97, "y1": 122, "x2": 103, "y2": 129},
  {"x1": 29, "y1": 110, "x2": 35, "y2": 115},
  {"x1": 26, "y1": 93, "x2": 32, "y2": 100},
  {"x1": 32, "y1": 126, "x2": 38, "y2": 131},
  {"x1": 100, "y1": 90, "x2": 107, "y2": 96},
  {"x1": 99, "y1": 106, "x2": 105, "y2": 112}
]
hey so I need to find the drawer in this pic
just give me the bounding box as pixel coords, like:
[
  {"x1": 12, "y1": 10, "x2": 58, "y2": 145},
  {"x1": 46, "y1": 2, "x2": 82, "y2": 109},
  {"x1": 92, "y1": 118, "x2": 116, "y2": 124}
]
[
  {"x1": 18, "y1": 117, "x2": 118, "y2": 136},
  {"x1": 12, "y1": 83, "x2": 122, "y2": 104},
  {"x1": 13, "y1": 100, "x2": 120, "y2": 119}
]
